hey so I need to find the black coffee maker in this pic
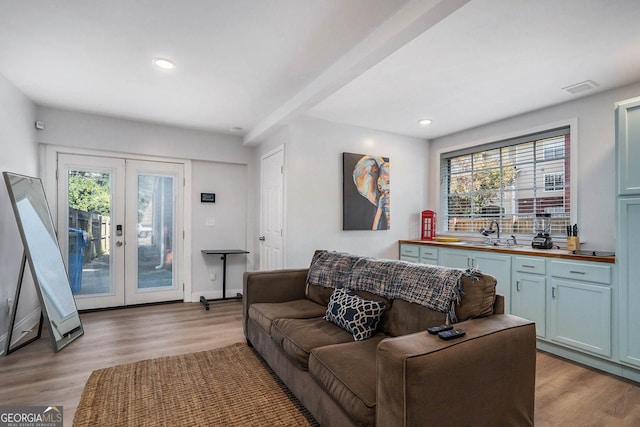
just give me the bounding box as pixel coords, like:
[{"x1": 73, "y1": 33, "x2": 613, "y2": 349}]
[{"x1": 531, "y1": 213, "x2": 553, "y2": 249}]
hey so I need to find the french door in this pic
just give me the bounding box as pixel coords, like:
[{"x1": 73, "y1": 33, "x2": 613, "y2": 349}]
[{"x1": 57, "y1": 154, "x2": 184, "y2": 310}]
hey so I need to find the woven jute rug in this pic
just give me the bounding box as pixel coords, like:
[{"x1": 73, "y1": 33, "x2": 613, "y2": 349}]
[{"x1": 73, "y1": 342, "x2": 318, "y2": 426}]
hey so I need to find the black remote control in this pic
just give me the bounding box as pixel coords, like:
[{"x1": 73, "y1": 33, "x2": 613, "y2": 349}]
[
  {"x1": 438, "y1": 328, "x2": 466, "y2": 340},
  {"x1": 427, "y1": 324, "x2": 453, "y2": 335}
]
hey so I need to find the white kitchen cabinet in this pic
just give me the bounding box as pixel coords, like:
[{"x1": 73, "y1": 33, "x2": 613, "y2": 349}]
[
  {"x1": 549, "y1": 261, "x2": 612, "y2": 358},
  {"x1": 399, "y1": 243, "x2": 439, "y2": 265},
  {"x1": 399, "y1": 244, "x2": 420, "y2": 263},
  {"x1": 616, "y1": 97, "x2": 640, "y2": 371},
  {"x1": 400, "y1": 240, "x2": 625, "y2": 378},
  {"x1": 618, "y1": 198, "x2": 640, "y2": 368},
  {"x1": 616, "y1": 97, "x2": 640, "y2": 195},
  {"x1": 512, "y1": 256, "x2": 546, "y2": 338},
  {"x1": 418, "y1": 246, "x2": 439, "y2": 266},
  {"x1": 440, "y1": 248, "x2": 512, "y2": 313},
  {"x1": 439, "y1": 249, "x2": 470, "y2": 269}
]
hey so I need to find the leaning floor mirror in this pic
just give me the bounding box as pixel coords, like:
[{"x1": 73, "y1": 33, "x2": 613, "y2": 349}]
[{"x1": 3, "y1": 172, "x2": 83, "y2": 353}]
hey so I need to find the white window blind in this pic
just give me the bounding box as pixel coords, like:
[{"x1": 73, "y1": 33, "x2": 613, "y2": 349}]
[{"x1": 440, "y1": 126, "x2": 571, "y2": 236}]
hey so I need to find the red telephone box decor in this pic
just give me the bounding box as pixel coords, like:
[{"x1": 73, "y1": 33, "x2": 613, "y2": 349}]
[{"x1": 421, "y1": 210, "x2": 436, "y2": 240}]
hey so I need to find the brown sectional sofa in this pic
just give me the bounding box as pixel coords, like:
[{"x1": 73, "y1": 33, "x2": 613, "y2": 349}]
[{"x1": 243, "y1": 251, "x2": 536, "y2": 426}]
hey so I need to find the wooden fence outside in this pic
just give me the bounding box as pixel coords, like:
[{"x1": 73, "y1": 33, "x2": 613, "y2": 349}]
[
  {"x1": 68, "y1": 208, "x2": 110, "y2": 262},
  {"x1": 448, "y1": 216, "x2": 571, "y2": 235}
]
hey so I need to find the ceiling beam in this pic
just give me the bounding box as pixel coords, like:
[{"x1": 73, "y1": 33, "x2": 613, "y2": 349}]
[{"x1": 243, "y1": 0, "x2": 470, "y2": 145}]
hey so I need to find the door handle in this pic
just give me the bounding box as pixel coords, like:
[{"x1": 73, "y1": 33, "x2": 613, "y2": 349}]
[
  {"x1": 258, "y1": 236, "x2": 265, "y2": 241},
  {"x1": 516, "y1": 281, "x2": 520, "y2": 291},
  {"x1": 116, "y1": 241, "x2": 124, "y2": 247}
]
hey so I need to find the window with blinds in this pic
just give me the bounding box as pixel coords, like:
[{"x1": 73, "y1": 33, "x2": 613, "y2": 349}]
[{"x1": 440, "y1": 126, "x2": 571, "y2": 236}]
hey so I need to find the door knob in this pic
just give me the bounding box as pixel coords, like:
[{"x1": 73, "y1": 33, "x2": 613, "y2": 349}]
[
  {"x1": 258, "y1": 236, "x2": 265, "y2": 241},
  {"x1": 116, "y1": 241, "x2": 123, "y2": 247}
]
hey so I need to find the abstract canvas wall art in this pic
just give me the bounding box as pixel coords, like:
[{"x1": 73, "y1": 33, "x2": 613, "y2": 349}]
[{"x1": 343, "y1": 152, "x2": 390, "y2": 230}]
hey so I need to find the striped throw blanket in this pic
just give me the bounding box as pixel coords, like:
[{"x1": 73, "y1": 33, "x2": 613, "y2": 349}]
[{"x1": 307, "y1": 250, "x2": 477, "y2": 323}]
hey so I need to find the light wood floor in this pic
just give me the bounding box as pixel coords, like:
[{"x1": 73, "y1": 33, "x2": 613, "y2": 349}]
[{"x1": 1, "y1": 301, "x2": 639, "y2": 426}]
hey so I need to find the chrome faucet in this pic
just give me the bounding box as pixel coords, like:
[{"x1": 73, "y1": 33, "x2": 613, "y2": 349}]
[
  {"x1": 480, "y1": 219, "x2": 501, "y2": 245},
  {"x1": 489, "y1": 220, "x2": 500, "y2": 239}
]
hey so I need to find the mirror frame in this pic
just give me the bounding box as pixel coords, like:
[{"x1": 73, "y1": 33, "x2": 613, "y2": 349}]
[{"x1": 3, "y1": 171, "x2": 84, "y2": 353}]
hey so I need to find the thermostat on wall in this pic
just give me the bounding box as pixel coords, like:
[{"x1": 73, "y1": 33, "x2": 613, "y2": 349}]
[{"x1": 201, "y1": 193, "x2": 216, "y2": 203}]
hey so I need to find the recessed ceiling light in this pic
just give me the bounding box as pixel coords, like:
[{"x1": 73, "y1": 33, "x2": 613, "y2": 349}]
[
  {"x1": 229, "y1": 127, "x2": 244, "y2": 132},
  {"x1": 418, "y1": 119, "x2": 432, "y2": 126},
  {"x1": 152, "y1": 57, "x2": 175, "y2": 70}
]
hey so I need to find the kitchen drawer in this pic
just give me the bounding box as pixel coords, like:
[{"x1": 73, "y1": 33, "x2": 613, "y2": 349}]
[
  {"x1": 419, "y1": 246, "x2": 439, "y2": 260},
  {"x1": 400, "y1": 244, "x2": 420, "y2": 258},
  {"x1": 514, "y1": 256, "x2": 546, "y2": 275},
  {"x1": 551, "y1": 260, "x2": 612, "y2": 285}
]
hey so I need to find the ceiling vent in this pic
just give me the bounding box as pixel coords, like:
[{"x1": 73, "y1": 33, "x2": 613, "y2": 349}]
[{"x1": 562, "y1": 80, "x2": 599, "y2": 94}]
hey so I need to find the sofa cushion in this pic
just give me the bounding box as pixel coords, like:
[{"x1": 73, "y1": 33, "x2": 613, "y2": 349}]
[
  {"x1": 380, "y1": 299, "x2": 447, "y2": 336},
  {"x1": 248, "y1": 299, "x2": 327, "y2": 334},
  {"x1": 325, "y1": 287, "x2": 387, "y2": 341},
  {"x1": 380, "y1": 272, "x2": 497, "y2": 336},
  {"x1": 309, "y1": 335, "x2": 386, "y2": 427},
  {"x1": 456, "y1": 272, "x2": 497, "y2": 321},
  {"x1": 271, "y1": 317, "x2": 354, "y2": 370},
  {"x1": 306, "y1": 283, "x2": 335, "y2": 306}
]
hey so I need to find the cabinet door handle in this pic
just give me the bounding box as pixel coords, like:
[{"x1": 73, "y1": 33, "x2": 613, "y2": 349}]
[
  {"x1": 516, "y1": 281, "x2": 520, "y2": 291},
  {"x1": 569, "y1": 270, "x2": 586, "y2": 275},
  {"x1": 552, "y1": 287, "x2": 556, "y2": 298},
  {"x1": 522, "y1": 264, "x2": 535, "y2": 268}
]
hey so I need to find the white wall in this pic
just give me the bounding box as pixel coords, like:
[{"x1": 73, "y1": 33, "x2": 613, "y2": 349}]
[
  {"x1": 191, "y1": 160, "x2": 248, "y2": 299},
  {"x1": 0, "y1": 72, "x2": 39, "y2": 353},
  {"x1": 35, "y1": 107, "x2": 255, "y2": 303},
  {"x1": 428, "y1": 82, "x2": 640, "y2": 252},
  {"x1": 279, "y1": 117, "x2": 428, "y2": 268},
  {"x1": 36, "y1": 107, "x2": 252, "y2": 163}
]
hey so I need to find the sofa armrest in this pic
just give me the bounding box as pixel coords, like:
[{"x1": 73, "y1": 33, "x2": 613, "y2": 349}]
[
  {"x1": 376, "y1": 314, "x2": 536, "y2": 427},
  {"x1": 242, "y1": 268, "x2": 309, "y2": 335}
]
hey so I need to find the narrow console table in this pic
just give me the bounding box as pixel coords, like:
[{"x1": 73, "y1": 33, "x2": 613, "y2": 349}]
[{"x1": 200, "y1": 249, "x2": 249, "y2": 310}]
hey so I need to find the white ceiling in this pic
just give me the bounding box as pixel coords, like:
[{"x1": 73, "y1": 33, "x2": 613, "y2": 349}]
[{"x1": 1, "y1": 0, "x2": 639, "y2": 145}]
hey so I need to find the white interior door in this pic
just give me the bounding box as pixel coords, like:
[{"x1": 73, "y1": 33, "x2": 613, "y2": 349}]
[
  {"x1": 260, "y1": 147, "x2": 284, "y2": 270},
  {"x1": 58, "y1": 154, "x2": 184, "y2": 309}
]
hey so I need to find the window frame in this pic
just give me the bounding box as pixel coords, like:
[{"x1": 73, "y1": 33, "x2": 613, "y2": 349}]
[{"x1": 438, "y1": 124, "x2": 576, "y2": 238}]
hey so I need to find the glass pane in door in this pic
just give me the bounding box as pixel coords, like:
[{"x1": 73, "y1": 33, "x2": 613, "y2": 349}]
[
  {"x1": 137, "y1": 174, "x2": 175, "y2": 290},
  {"x1": 67, "y1": 171, "x2": 112, "y2": 295}
]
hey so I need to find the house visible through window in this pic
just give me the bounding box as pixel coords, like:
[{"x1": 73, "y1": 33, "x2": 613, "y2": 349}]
[
  {"x1": 543, "y1": 139, "x2": 565, "y2": 160},
  {"x1": 544, "y1": 172, "x2": 564, "y2": 191},
  {"x1": 440, "y1": 126, "x2": 571, "y2": 236}
]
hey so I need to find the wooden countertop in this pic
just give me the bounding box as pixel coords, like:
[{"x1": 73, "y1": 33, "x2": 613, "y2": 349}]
[{"x1": 399, "y1": 239, "x2": 616, "y2": 264}]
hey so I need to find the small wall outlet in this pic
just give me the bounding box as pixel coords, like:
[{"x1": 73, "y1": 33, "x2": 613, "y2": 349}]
[
  {"x1": 209, "y1": 269, "x2": 216, "y2": 281},
  {"x1": 206, "y1": 217, "x2": 215, "y2": 227}
]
